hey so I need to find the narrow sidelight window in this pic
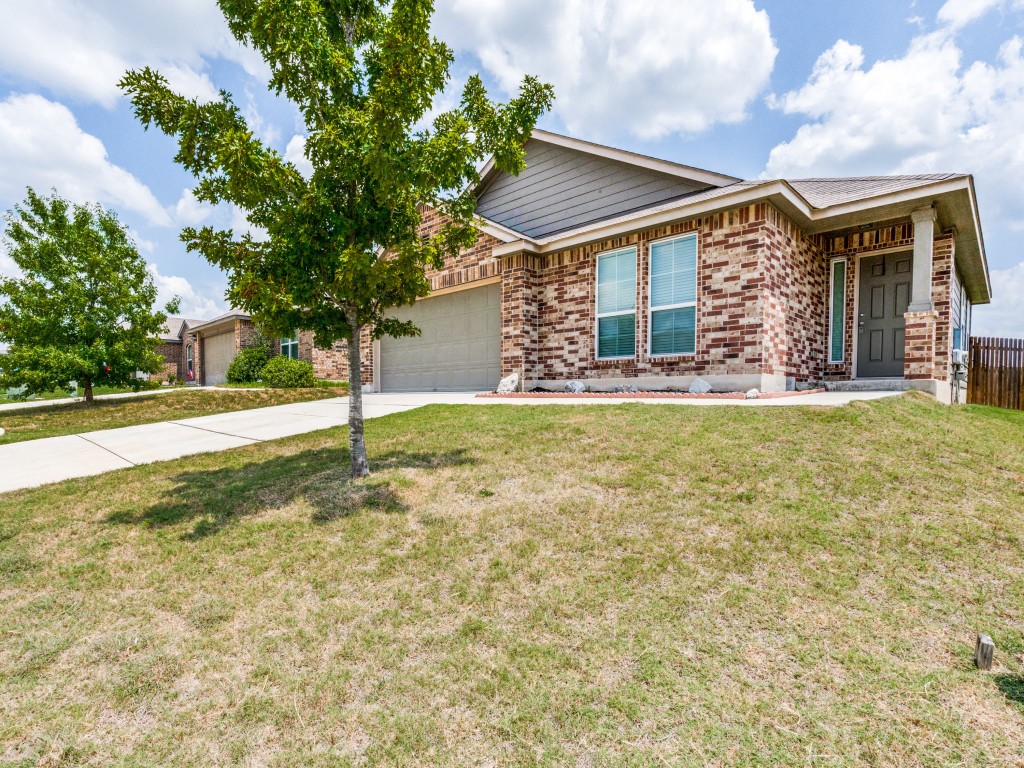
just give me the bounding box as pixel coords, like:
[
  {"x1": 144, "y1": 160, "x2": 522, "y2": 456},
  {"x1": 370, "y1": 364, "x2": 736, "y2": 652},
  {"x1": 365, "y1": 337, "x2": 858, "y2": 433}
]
[
  {"x1": 596, "y1": 247, "x2": 637, "y2": 359},
  {"x1": 280, "y1": 332, "x2": 300, "y2": 359},
  {"x1": 649, "y1": 234, "x2": 697, "y2": 356},
  {"x1": 829, "y1": 259, "x2": 847, "y2": 363}
]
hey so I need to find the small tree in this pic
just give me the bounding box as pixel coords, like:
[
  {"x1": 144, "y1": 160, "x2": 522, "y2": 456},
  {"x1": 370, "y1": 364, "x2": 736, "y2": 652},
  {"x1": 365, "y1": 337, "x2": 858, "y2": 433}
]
[
  {"x1": 0, "y1": 189, "x2": 178, "y2": 403},
  {"x1": 120, "y1": 0, "x2": 553, "y2": 477}
]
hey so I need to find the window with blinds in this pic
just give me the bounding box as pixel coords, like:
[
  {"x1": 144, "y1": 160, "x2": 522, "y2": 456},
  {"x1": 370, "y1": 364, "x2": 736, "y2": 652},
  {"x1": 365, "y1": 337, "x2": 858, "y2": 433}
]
[
  {"x1": 649, "y1": 234, "x2": 697, "y2": 356},
  {"x1": 596, "y1": 247, "x2": 637, "y2": 359}
]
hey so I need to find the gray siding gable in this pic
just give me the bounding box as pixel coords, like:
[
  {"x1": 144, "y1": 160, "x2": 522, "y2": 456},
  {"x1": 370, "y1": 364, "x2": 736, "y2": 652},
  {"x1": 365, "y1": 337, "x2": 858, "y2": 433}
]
[{"x1": 475, "y1": 139, "x2": 714, "y2": 239}]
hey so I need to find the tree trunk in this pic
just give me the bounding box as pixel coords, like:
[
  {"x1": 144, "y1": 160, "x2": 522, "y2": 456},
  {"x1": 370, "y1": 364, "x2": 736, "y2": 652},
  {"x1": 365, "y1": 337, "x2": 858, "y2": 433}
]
[
  {"x1": 346, "y1": 308, "x2": 370, "y2": 478},
  {"x1": 83, "y1": 378, "x2": 94, "y2": 404}
]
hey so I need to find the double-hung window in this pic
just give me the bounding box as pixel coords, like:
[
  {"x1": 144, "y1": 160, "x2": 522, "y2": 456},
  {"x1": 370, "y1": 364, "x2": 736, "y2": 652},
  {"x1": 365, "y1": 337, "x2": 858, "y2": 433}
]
[
  {"x1": 280, "y1": 332, "x2": 299, "y2": 359},
  {"x1": 596, "y1": 247, "x2": 637, "y2": 359},
  {"x1": 828, "y1": 259, "x2": 847, "y2": 364},
  {"x1": 649, "y1": 234, "x2": 697, "y2": 356}
]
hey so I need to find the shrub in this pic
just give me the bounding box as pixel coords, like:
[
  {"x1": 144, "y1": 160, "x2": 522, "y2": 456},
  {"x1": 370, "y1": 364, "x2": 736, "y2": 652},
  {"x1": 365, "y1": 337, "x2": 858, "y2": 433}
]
[
  {"x1": 226, "y1": 347, "x2": 272, "y2": 383},
  {"x1": 260, "y1": 356, "x2": 316, "y2": 388}
]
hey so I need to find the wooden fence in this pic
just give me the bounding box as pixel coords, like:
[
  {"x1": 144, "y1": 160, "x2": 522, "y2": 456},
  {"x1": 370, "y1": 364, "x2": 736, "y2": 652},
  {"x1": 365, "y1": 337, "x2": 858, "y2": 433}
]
[{"x1": 968, "y1": 336, "x2": 1024, "y2": 410}]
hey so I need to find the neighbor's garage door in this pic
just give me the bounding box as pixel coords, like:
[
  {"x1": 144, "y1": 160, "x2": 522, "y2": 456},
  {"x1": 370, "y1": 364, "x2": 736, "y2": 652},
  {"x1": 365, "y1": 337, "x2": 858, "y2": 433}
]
[
  {"x1": 203, "y1": 331, "x2": 236, "y2": 386},
  {"x1": 380, "y1": 282, "x2": 500, "y2": 392}
]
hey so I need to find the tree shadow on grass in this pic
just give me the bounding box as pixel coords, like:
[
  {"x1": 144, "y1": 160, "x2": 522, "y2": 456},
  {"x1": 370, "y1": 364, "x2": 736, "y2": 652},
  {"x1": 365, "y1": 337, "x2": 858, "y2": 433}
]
[
  {"x1": 994, "y1": 675, "x2": 1024, "y2": 709},
  {"x1": 104, "y1": 445, "x2": 474, "y2": 540}
]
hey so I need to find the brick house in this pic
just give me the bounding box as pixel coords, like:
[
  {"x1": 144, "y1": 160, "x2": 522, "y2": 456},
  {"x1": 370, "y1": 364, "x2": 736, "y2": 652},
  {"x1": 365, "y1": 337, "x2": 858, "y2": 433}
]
[
  {"x1": 151, "y1": 316, "x2": 203, "y2": 383},
  {"x1": 180, "y1": 311, "x2": 348, "y2": 386},
  {"x1": 180, "y1": 130, "x2": 992, "y2": 401},
  {"x1": 339, "y1": 130, "x2": 988, "y2": 402}
]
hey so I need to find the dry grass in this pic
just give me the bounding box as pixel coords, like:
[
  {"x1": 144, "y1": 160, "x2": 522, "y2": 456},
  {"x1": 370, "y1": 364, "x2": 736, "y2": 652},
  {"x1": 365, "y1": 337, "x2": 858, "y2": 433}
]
[
  {"x1": 0, "y1": 387, "x2": 343, "y2": 445},
  {"x1": 1, "y1": 395, "x2": 1023, "y2": 766}
]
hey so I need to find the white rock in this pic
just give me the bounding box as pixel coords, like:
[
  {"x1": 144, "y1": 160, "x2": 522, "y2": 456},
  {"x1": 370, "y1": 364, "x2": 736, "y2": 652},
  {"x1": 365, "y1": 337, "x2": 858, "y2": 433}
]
[
  {"x1": 688, "y1": 378, "x2": 712, "y2": 395},
  {"x1": 496, "y1": 372, "x2": 519, "y2": 394},
  {"x1": 745, "y1": 388, "x2": 760, "y2": 399},
  {"x1": 0, "y1": 428, "x2": 4, "y2": 437},
  {"x1": 565, "y1": 380, "x2": 586, "y2": 394}
]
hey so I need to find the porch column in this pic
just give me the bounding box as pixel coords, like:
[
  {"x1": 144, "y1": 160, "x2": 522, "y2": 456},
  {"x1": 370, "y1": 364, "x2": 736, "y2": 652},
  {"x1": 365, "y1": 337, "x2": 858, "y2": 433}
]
[{"x1": 908, "y1": 207, "x2": 937, "y2": 312}]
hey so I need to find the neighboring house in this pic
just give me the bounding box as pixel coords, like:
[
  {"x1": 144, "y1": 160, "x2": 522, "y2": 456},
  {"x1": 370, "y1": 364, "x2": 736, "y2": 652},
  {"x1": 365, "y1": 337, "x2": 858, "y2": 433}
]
[
  {"x1": 183, "y1": 311, "x2": 348, "y2": 386},
  {"x1": 152, "y1": 316, "x2": 204, "y2": 383},
  {"x1": 181, "y1": 130, "x2": 992, "y2": 401}
]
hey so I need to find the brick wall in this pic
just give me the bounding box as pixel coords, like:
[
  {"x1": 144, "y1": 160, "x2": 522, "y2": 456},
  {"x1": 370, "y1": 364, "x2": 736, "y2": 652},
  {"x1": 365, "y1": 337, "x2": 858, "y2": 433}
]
[
  {"x1": 151, "y1": 342, "x2": 183, "y2": 382},
  {"x1": 529, "y1": 204, "x2": 778, "y2": 382},
  {"x1": 931, "y1": 234, "x2": 955, "y2": 381},
  {"x1": 326, "y1": 202, "x2": 958, "y2": 393},
  {"x1": 761, "y1": 207, "x2": 827, "y2": 380}
]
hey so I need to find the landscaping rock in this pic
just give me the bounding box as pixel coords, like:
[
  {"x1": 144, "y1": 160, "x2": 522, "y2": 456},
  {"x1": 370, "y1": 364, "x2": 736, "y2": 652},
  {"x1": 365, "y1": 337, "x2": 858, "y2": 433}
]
[
  {"x1": 496, "y1": 372, "x2": 519, "y2": 394},
  {"x1": 565, "y1": 380, "x2": 586, "y2": 394},
  {"x1": 688, "y1": 378, "x2": 712, "y2": 394},
  {"x1": 627, "y1": 385, "x2": 639, "y2": 393},
  {"x1": 745, "y1": 388, "x2": 760, "y2": 399},
  {"x1": 611, "y1": 385, "x2": 626, "y2": 393}
]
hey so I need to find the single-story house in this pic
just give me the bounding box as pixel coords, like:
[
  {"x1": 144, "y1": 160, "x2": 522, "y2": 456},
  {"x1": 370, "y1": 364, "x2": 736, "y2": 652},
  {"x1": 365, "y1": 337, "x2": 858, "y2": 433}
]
[
  {"x1": 152, "y1": 316, "x2": 204, "y2": 383},
  {"x1": 334, "y1": 130, "x2": 988, "y2": 402},
  {"x1": 173, "y1": 311, "x2": 349, "y2": 386},
  {"x1": 177, "y1": 130, "x2": 992, "y2": 401}
]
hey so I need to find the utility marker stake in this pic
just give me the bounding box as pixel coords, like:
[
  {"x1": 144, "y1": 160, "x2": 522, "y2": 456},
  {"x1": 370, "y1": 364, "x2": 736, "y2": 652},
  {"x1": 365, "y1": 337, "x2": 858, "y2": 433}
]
[{"x1": 975, "y1": 633, "x2": 994, "y2": 671}]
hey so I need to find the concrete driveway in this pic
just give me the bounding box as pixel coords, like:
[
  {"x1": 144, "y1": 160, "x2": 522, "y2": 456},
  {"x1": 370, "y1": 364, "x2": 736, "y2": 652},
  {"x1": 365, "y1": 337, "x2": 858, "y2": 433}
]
[{"x1": 0, "y1": 390, "x2": 900, "y2": 494}]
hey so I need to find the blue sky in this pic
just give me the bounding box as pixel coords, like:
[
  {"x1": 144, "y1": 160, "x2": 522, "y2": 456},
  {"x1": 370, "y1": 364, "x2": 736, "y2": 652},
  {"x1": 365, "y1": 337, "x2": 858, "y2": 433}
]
[{"x1": 0, "y1": 0, "x2": 1022, "y2": 334}]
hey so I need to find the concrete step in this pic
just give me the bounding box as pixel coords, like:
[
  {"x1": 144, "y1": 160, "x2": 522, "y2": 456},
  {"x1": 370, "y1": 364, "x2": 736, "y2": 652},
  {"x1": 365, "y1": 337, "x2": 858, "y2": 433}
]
[{"x1": 824, "y1": 379, "x2": 916, "y2": 392}]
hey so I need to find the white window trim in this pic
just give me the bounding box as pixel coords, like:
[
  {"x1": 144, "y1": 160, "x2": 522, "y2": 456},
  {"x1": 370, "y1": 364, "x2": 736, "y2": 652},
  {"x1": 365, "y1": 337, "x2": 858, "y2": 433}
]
[
  {"x1": 647, "y1": 233, "x2": 698, "y2": 358},
  {"x1": 595, "y1": 246, "x2": 638, "y2": 361},
  {"x1": 828, "y1": 258, "x2": 847, "y2": 364},
  {"x1": 281, "y1": 332, "x2": 300, "y2": 359}
]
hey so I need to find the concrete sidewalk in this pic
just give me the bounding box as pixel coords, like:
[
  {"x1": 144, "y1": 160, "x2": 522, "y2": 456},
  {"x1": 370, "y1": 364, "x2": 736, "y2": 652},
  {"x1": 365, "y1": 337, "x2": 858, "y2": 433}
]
[{"x1": 0, "y1": 390, "x2": 901, "y2": 494}]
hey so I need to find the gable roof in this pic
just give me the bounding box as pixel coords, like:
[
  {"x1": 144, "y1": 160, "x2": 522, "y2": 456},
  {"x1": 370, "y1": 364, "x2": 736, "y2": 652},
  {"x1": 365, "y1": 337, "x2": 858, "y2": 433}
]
[
  {"x1": 158, "y1": 316, "x2": 205, "y2": 342},
  {"x1": 473, "y1": 131, "x2": 740, "y2": 240}
]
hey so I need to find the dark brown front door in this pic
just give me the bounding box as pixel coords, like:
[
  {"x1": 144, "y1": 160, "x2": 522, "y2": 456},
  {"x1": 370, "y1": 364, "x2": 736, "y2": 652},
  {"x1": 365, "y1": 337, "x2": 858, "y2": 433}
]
[{"x1": 857, "y1": 252, "x2": 912, "y2": 378}]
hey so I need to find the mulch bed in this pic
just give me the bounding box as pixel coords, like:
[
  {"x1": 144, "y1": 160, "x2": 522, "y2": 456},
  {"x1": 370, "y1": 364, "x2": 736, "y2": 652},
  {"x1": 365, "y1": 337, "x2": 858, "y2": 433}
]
[{"x1": 477, "y1": 389, "x2": 827, "y2": 400}]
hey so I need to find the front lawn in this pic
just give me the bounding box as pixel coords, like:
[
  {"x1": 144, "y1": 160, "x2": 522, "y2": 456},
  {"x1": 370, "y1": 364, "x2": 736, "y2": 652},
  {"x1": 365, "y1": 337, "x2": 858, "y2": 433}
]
[
  {"x1": 0, "y1": 383, "x2": 162, "y2": 403},
  {"x1": 1, "y1": 396, "x2": 1023, "y2": 766},
  {"x1": 0, "y1": 387, "x2": 344, "y2": 445}
]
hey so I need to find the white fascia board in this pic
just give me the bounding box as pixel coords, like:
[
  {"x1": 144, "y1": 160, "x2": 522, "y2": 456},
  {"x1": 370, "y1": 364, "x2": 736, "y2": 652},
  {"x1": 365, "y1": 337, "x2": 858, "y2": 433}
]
[
  {"x1": 801, "y1": 177, "x2": 973, "y2": 229},
  {"x1": 474, "y1": 215, "x2": 525, "y2": 243},
  {"x1": 966, "y1": 177, "x2": 992, "y2": 301},
  {"x1": 494, "y1": 181, "x2": 806, "y2": 255}
]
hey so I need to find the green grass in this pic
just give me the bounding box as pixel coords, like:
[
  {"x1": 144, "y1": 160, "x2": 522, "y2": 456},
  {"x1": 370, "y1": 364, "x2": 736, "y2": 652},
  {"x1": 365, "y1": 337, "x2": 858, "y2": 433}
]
[
  {"x1": 216, "y1": 379, "x2": 350, "y2": 393},
  {"x1": 1, "y1": 395, "x2": 1023, "y2": 766},
  {"x1": 0, "y1": 383, "x2": 163, "y2": 403},
  {"x1": 0, "y1": 387, "x2": 344, "y2": 445}
]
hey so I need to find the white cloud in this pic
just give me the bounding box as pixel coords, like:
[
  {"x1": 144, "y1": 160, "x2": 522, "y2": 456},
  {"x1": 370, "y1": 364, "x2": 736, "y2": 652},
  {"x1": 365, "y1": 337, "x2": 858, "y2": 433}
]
[
  {"x1": 0, "y1": 94, "x2": 170, "y2": 226},
  {"x1": 765, "y1": 24, "x2": 1024, "y2": 228},
  {"x1": 432, "y1": 0, "x2": 777, "y2": 140},
  {"x1": 173, "y1": 188, "x2": 214, "y2": 227},
  {"x1": 0, "y1": 0, "x2": 268, "y2": 107},
  {"x1": 147, "y1": 263, "x2": 226, "y2": 320},
  {"x1": 972, "y1": 261, "x2": 1024, "y2": 336},
  {"x1": 284, "y1": 135, "x2": 314, "y2": 179},
  {"x1": 764, "y1": 4, "x2": 1024, "y2": 334},
  {"x1": 936, "y1": 0, "x2": 1023, "y2": 30}
]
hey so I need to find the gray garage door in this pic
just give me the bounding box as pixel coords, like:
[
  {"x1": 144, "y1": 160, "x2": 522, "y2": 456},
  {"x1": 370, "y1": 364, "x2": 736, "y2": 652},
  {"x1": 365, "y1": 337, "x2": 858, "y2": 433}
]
[
  {"x1": 380, "y1": 283, "x2": 501, "y2": 392},
  {"x1": 203, "y1": 331, "x2": 236, "y2": 386}
]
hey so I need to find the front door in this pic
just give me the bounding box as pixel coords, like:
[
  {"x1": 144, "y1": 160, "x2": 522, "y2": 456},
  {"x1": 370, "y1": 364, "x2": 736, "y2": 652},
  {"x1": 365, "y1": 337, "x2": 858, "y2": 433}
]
[{"x1": 857, "y1": 252, "x2": 912, "y2": 378}]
